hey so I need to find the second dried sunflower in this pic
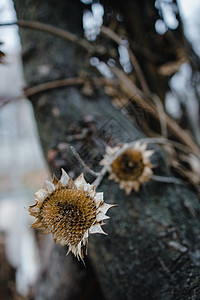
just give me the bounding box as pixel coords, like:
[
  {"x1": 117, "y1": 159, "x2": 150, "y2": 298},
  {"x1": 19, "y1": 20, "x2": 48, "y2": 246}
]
[{"x1": 101, "y1": 142, "x2": 154, "y2": 195}]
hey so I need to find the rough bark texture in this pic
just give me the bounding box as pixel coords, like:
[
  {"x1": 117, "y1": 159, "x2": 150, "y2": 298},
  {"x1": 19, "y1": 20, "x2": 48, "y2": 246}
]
[{"x1": 14, "y1": 0, "x2": 200, "y2": 299}]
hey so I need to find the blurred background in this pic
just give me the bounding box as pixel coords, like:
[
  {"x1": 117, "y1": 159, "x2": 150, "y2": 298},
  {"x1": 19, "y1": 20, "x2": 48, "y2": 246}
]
[
  {"x1": 0, "y1": 0, "x2": 200, "y2": 298},
  {"x1": 0, "y1": 0, "x2": 49, "y2": 298}
]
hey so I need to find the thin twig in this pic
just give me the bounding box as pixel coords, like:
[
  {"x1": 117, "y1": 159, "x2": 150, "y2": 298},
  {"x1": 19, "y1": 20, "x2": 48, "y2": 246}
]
[
  {"x1": 133, "y1": 137, "x2": 200, "y2": 158},
  {"x1": 92, "y1": 166, "x2": 109, "y2": 188},
  {"x1": 151, "y1": 174, "x2": 184, "y2": 185},
  {"x1": 151, "y1": 93, "x2": 168, "y2": 138},
  {"x1": 110, "y1": 66, "x2": 200, "y2": 157},
  {"x1": 70, "y1": 146, "x2": 100, "y2": 177},
  {"x1": 100, "y1": 25, "x2": 150, "y2": 94},
  {"x1": 0, "y1": 20, "x2": 95, "y2": 53},
  {"x1": 25, "y1": 77, "x2": 85, "y2": 96},
  {"x1": 0, "y1": 95, "x2": 29, "y2": 109},
  {"x1": 0, "y1": 77, "x2": 115, "y2": 109},
  {"x1": 100, "y1": 25, "x2": 122, "y2": 44},
  {"x1": 101, "y1": 27, "x2": 199, "y2": 155},
  {"x1": 0, "y1": 78, "x2": 84, "y2": 108},
  {"x1": 110, "y1": 65, "x2": 155, "y2": 114},
  {"x1": 127, "y1": 49, "x2": 150, "y2": 95},
  {"x1": 1, "y1": 20, "x2": 199, "y2": 156}
]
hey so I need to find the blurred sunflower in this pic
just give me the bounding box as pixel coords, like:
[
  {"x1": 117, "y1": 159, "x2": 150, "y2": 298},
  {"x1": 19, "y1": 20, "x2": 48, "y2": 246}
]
[{"x1": 101, "y1": 142, "x2": 154, "y2": 195}]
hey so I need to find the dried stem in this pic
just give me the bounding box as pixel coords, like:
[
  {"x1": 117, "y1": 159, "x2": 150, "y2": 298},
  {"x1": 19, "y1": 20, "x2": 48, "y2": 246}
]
[
  {"x1": 70, "y1": 146, "x2": 100, "y2": 177},
  {"x1": 100, "y1": 25, "x2": 150, "y2": 95},
  {"x1": 130, "y1": 137, "x2": 200, "y2": 158},
  {"x1": 151, "y1": 93, "x2": 168, "y2": 138},
  {"x1": 0, "y1": 20, "x2": 95, "y2": 53},
  {"x1": 0, "y1": 77, "x2": 115, "y2": 108},
  {"x1": 1, "y1": 20, "x2": 199, "y2": 157},
  {"x1": 25, "y1": 77, "x2": 85, "y2": 96},
  {"x1": 92, "y1": 166, "x2": 109, "y2": 188},
  {"x1": 111, "y1": 66, "x2": 200, "y2": 157},
  {"x1": 0, "y1": 95, "x2": 23, "y2": 109},
  {"x1": 100, "y1": 25, "x2": 199, "y2": 155},
  {"x1": 151, "y1": 175, "x2": 184, "y2": 185}
]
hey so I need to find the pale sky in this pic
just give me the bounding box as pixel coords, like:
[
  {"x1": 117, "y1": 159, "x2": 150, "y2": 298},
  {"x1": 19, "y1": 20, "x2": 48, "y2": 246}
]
[
  {"x1": 178, "y1": 0, "x2": 200, "y2": 54},
  {"x1": 0, "y1": 0, "x2": 21, "y2": 53}
]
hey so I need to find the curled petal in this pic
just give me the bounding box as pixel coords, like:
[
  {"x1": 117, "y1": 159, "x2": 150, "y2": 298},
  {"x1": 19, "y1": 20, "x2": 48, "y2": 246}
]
[{"x1": 34, "y1": 189, "x2": 48, "y2": 201}]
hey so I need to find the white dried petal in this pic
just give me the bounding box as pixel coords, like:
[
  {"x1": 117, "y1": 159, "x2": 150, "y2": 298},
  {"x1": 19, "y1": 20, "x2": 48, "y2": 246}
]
[
  {"x1": 34, "y1": 189, "x2": 48, "y2": 201},
  {"x1": 133, "y1": 141, "x2": 141, "y2": 150},
  {"x1": 132, "y1": 181, "x2": 140, "y2": 192},
  {"x1": 60, "y1": 168, "x2": 69, "y2": 186},
  {"x1": 139, "y1": 143, "x2": 147, "y2": 152},
  {"x1": 83, "y1": 230, "x2": 89, "y2": 239},
  {"x1": 144, "y1": 150, "x2": 154, "y2": 158},
  {"x1": 29, "y1": 206, "x2": 40, "y2": 213},
  {"x1": 98, "y1": 203, "x2": 115, "y2": 215},
  {"x1": 138, "y1": 170, "x2": 152, "y2": 183},
  {"x1": 94, "y1": 192, "x2": 104, "y2": 206},
  {"x1": 96, "y1": 212, "x2": 110, "y2": 222},
  {"x1": 89, "y1": 223, "x2": 107, "y2": 235},
  {"x1": 74, "y1": 173, "x2": 86, "y2": 188},
  {"x1": 78, "y1": 242, "x2": 82, "y2": 257},
  {"x1": 100, "y1": 157, "x2": 110, "y2": 166},
  {"x1": 45, "y1": 180, "x2": 55, "y2": 193},
  {"x1": 83, "y1": 183, "x2": 93, "y2": 192},
  {"x1": 106, "y1": 146, "x2": 119, "y2": 156}
]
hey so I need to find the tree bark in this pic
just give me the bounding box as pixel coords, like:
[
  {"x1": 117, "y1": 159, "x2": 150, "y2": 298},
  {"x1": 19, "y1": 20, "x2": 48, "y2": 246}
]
[{"x1": 14, "y1": 1, "x2": 200, "y2": 299}]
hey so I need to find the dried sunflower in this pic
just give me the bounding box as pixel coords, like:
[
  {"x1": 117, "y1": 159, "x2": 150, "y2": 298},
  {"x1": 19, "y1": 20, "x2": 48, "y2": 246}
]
[
  {"x1": 28, "y1": 169, "x2": 114, "y2": 260},
  {"x1": 101, "y1": 142, "x2": 154, "y2": 195}
]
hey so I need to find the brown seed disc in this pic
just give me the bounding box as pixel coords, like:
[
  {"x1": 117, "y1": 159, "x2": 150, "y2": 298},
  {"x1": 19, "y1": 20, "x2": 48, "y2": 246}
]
[
  {"x1": 111, "y1": 149, "x2": 144, "y2": 181},
  {"x1": 38, "y1": 188, "x2": 96, "y2": 246}
]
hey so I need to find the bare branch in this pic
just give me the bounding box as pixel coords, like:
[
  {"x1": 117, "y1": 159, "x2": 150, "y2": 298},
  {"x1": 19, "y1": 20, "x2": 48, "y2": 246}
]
[
  {"x1": 0, "y1": 77, "x2": 115, "y2": 108},
  {"x1": 111, "y1": 66, "x2": 200, "y2": 156},
  {"x1": 151, "y1": 93, "x2": 168, "y2": 138},
  {"x1": 0, "y1": 20, "x2": 199, "y2": 156},
  {"x1": 0, "y1": 20, "x2": 95, "y2": 53},
  {"x1": 101, "y1": 25, "x2": 150, "y2": 95}
]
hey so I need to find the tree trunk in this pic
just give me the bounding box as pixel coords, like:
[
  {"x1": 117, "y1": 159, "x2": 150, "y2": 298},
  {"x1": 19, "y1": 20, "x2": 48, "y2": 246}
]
[{"x1": 14, "y1": 0, "x2": 200, "y2": 299}]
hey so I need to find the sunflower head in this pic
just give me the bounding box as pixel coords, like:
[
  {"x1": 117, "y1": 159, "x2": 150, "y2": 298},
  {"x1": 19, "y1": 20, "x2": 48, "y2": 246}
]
[
  {"x1": 28, "y1": 169, "x2": 114, "y2": 260},
  {"x1": 101, "y1": 142, "x2": 154, "y2": 195}
]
